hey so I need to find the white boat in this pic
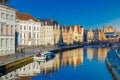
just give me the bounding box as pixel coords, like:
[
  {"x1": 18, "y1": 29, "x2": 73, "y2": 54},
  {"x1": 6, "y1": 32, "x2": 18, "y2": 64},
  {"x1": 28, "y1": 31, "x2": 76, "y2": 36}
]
[{"x1": 33, "y1": 52, "x2": 55, "y2": 61}]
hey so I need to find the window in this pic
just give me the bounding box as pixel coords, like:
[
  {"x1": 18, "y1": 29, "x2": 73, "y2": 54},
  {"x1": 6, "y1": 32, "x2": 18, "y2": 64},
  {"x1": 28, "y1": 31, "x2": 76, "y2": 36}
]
[
  {"x1": 1, "y1": 25, "x2": 4, "y2": 35},
  {"x1": 33, "y1": 33, "x2": 35, "y2": 38},
  {"x1": 6, "y1": 39, "x2": 8, "y2": 47},
  {"x1": 1, "y1": 13, "x2": 5, "y2": 19},
  {"x1": 6, "y1": 25, "x2": 9, "y2": 35},
  {"x1": 34, "y1": 26, "x2": 36, "y2": 31},
  {"x1": 29, "y1": 26, "x2": 31, "y2": 30},
  {"x1": 24, "y1": 26, "x2": 26, "y2": 30},
  {"x1": 11, "y1": 15, "x2": 14, "y2": 21},
  {"x1": 20, "y1": 33, "x2": 22, "y2": 38},
  {"x1": 11, "y1": 25, "x2": 14, "y2": 35},
  {"x1": 11, "y1": 39, "x2": 14, "y2": 47},
  {"x1": 24, "y1": 33, "x2": 26, "y2": 38},
  {"x1": 28, "y1": 32, "x2": 31, "y2": 39},
  {"x1": 37, "y1": 27, "x2": 39, "y2": 31},
  {"x1": 37, "y1": 34, "x2": 39, "y2": 38},
  {"x1": 1, "y1": 39, "x2": 3, "y2": 48},
  {"x1": 20, "y1": 25, "x2": 22, "y2": 30},
  {"x1": 6, "y1": 14, "x2": 10, "y2": 20}
]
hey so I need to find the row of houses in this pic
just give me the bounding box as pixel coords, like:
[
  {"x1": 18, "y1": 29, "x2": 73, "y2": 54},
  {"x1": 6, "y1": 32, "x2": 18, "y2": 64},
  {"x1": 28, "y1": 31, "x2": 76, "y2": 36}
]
[
  {"x1": 16, "y1": 12, "x2": 60, "y2": 46},
  {"x1": 0, "y1": 3, "x2": 61, "y2": 56},
  {"x1": 84, "y1": 26, "x2": 119, "y2": 43},
  {"x1": 0, "y1": 3, "x2": 119, "y2": 56}
]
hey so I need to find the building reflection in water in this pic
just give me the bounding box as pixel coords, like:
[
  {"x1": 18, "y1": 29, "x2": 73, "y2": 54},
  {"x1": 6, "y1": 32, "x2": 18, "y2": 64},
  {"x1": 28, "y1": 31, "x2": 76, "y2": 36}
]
[
  {"x1": 87, "y1": 48, "x2": 94, "y2": 61},
  {"x1": 0, "y1": 48, "x2": 108, "y2": 80},
  {"x1": 97, "y1": 48, "x2": 108, "y2": 61},
  {"x1": 0, "y1": 61, "x2": 40, "y2": 80},
  {"x1": 86, "y1": 48, "x2": 108, "y2": 61},
  {"x1": 40, "y1": 48, "x2": 84, "y2": 75},
  {"x1": 61, "y1": 48, "x2": 83, "y2": 67}
]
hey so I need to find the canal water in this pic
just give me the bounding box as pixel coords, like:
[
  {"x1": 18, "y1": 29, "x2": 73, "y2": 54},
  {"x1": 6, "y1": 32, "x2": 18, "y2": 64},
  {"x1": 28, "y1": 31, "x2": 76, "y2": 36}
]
[{"x1": 0, "y1": 48, "x2": 114, "y2": 80}]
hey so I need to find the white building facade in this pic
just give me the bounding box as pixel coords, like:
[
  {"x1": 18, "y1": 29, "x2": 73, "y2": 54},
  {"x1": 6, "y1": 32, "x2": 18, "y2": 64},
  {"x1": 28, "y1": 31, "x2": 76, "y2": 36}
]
[
  {"x1": 40, "y1": 24, "x2": 54, "y2": 45},
  {"x1": 16, "y1": 12, "x2": 41, "y2": 46},
  {"x1": 40, "y1": 20, "x2": 54, "y2": 45},
  {"x1": 0, "y1": 4, "x2": 16, "y2": 56}
]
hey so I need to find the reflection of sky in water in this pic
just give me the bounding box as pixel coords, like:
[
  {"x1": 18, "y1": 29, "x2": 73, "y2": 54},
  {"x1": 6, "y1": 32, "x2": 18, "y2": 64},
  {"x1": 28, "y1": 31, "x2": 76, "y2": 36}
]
[
  {"x1": 0, "y1": 48, "x2": 113, "y2": 80},
  {"x1": 31, "y1": 48, "x2": 113, "y2": 80}
]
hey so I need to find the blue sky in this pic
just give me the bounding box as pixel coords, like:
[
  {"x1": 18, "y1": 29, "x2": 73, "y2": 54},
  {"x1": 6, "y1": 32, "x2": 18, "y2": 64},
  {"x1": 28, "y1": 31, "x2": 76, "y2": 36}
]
[{"x1": 9, "y1": 0, "x2": 120, "y2": 30}]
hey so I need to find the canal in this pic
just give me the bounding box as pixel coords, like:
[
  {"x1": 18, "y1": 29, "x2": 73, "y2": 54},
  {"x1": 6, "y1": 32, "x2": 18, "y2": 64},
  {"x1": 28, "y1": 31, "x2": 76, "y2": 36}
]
[{"x1": 0, "y1": 48, "x2": 114, "y2": 80}]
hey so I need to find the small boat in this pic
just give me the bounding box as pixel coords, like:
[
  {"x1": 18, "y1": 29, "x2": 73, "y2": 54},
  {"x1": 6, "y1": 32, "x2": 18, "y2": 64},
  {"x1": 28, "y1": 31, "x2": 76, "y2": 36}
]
[
  {"x1": 33, "y1": 52, "x2": 55, "y2": 61},
  {"x1": 105, "y1": 48, "x2": 120, "y2": 80}
]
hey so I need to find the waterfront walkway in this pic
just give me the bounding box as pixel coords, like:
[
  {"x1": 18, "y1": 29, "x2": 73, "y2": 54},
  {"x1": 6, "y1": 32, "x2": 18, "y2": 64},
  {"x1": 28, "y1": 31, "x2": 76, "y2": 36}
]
[{"x1": 0, "y1": 46, "x2": 58, "y2": 66}]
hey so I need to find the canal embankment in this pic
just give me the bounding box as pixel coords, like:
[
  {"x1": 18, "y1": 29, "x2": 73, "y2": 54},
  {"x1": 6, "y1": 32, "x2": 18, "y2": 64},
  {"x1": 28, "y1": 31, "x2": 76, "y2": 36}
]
[
  {"x1": 0, "y1": 45, "x2": 82, "y2": 77},
  {"x1": 105, "y1": 48, "x2": 120, "y2": 80}
]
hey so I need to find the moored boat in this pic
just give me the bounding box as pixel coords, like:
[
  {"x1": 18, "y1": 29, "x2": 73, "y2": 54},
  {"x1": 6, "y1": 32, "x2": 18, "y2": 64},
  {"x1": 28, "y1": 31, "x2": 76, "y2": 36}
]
[{"x1": 33, "y1": 52, "x2": 55, "y2": 61}]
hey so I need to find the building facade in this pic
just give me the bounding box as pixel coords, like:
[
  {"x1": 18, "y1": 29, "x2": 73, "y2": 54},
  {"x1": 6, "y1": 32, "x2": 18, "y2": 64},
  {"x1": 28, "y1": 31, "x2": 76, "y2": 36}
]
[
  {"x1": 0, "y1": 4, "x2": 16, "y2": 56},
  {"x1": 94, "y1": 26, "x2": 119, "y2": 42},
  {"x1": 94, "y1": 28, "x2": 106, "y2": 41},
  {"x1": 86, "y1": 29, "x2": 94, "y2": 42},
  {"x1": 53, "y1": 23, "x2": 60, "y2": 45},
  {"x1": 61, "y1": 25, "x2": 84, "y2": 45},
  {"x1": 16, "y1": 12, "x2": 41, "y2": 46},
  {"x1": 62, "y1": 26, "x2": 69, "y2": 44},
  {"x1": 68, "y1": 26, "x2": 74, "y2": 44},
  {"x1": 103, "y1": 25, "x2": 119, "y2": 41},
  {"x1": 40, "y1": 19, "x2": 54, "y2": 45},
  {"x1": 73, "y1": 25, "x2": 84, "y2": 43},
  {"x1": 78, "y1": 26, "x2": 84, "y2": 42}
]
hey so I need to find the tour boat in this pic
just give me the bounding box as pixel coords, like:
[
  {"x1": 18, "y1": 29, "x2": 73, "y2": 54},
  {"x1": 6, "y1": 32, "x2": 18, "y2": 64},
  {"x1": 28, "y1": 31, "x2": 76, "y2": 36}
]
[{"x1": 33, "y1": 51, "x2": 55, "y2": 61}]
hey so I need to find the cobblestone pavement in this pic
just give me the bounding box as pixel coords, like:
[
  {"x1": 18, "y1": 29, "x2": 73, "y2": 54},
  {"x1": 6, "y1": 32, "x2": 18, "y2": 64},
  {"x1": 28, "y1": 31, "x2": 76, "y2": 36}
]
[{"x1": 0, "y1": 46, "x2": 59, "y2": 66}]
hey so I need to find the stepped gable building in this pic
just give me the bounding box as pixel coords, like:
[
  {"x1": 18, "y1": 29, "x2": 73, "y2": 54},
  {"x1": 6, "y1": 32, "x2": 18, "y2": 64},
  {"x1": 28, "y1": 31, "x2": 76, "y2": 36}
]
[
  {"x1": 94, "y1": 26, "x2": 119, "y2": 41},
  {"x1": 68, "y1": 26, "x2": 74, "y2": 44},
  {"x1": 61, "y1": 25, "x2": 84, "y2": 45},
  {"x1": 86, "y1": 29, "x2": 94, "y2": 42},
  {"x1": 73, "y1": 25, "x2": 84, "y2": 43},
  {"x1": 62, "y1": 26, "x2": 69, "y2": 44},
  {"x1": 103, "y1": 25, "x2": 119, "y2": 41}
]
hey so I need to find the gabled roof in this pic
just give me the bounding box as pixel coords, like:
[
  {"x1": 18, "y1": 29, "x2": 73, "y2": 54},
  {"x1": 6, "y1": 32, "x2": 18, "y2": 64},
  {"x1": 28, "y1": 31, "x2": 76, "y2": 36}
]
[{"x1": 16, "y1": 12, "x2": 38, "y2": 22}]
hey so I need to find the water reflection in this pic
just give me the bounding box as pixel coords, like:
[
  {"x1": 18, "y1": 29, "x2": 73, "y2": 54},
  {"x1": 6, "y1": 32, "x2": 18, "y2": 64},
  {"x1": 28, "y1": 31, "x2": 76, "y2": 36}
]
[
  {"x1": 86, "y1": 48, "x2": 108, "y2": 61},
  {"x1": 0, "y1": 48, "x2": 112, "y2": 80},
  {"x1": 0, "y1": 61, "x2": 40, "y2": 80},
  {"x1": 60, "y1": 48, "x2": 83, "y2": 67}
]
